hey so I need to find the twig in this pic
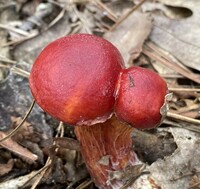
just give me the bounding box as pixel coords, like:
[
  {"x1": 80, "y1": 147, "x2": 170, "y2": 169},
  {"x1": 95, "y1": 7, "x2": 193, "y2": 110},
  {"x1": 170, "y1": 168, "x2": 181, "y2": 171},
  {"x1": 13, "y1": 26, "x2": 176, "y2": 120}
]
[
  {"x1": 0, "y1": 100, "x2": 35, "y2": 143},
  {"x1": 1, "y1": 32, "x2": 39, "y2": 47},
  {"x1": 164, "y1": 120, "x2": 200, "y2": 133},
  {"x1": 75, "y1": 179, "x2": 93, "y2": 189},
  {"x1": 72, "y1": 5, "x2": 92, "y2": 34},
  {"x1": 22, "y1": 163, "x2": 51, "y2": 189},
  {"x1": 167, "y1": 112, "x2": 200, "y2": 125},
  {"x1": 0, "y1": 63, "x2": 10, "y2": 69},
  {"x1": 0, "y1": 64, "x2": 30, "y2": 78},
  {"x1": 30, "y1": 159, "x2": 52, "y2": 189},
  {"x1": 143, "y1": 43, "x2": 200, "y2": 84},
  {"x1": 94, "y1": 0, "x2": 118, "y2": 22},
  {"x1": 119, "y1": 171, "x2": 150, "y2": 189},
  {"x1": 168, "y1": 87, "x2": 200, "y2": 92},
  {"x1": 161, "y1": 73, "x2": 183, "y2": 79},
  {"x1": 145, "y1": 42, "x2": 191, "y2": 73},
  {"x1": 0, "y1": 55, "x2": 16, "y2": 64},
  {"x1": 11, "y1": 67, "x2": 30, "y2": 77},
  {"x1": 172, "y1": 171, "x2": 200, "y2": 181},
  {"x1": 46, "y1": 5, "x2": 66, "y2": 29},
  {"x1": 0, "y1": 24, "x2": 30, "y2": 36}
]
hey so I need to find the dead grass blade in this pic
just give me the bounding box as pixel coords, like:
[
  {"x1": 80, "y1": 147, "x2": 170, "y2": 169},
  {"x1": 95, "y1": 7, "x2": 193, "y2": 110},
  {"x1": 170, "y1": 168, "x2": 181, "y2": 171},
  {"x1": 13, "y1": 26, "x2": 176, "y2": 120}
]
[
  {"x1": 94, "y1": 0, "x2": 118, "y2": 22},
  {"x1": 0, "y1": 55, "x2": 16, "y2": 64},
  {"x1": 11, "y1": 67, "x2": 30, "y2": 77},
  {"x1": 167, "y1": 112, "x2": 200, "y2": 125},
  {"x1": 21, "y1": 164, "x2": 51, "y2": 189},
  {"x1": 143, "y1": 42, "x2": 200, "y2": 84},
  {"x1": 75, "y1": 179, "x2": 93, "y2": 189},
  {"x1": 0, "y1": 24, "x2": 30, "y2": 36},
  {"x1": 168, "y1": 87, "x2": 200, "y2": 92},
  {"x1": 29, "y1": 159, "x2": 52, "y2": 189},
  {"x1": 1, "y1": 32, "x2": 39, "y2": 47},
  {"x1": 46, "y1": 5, "x2": 66, "y2": 30},
  {"x1": 164, "y1": 120, "x2": 200, "y2": 133}
]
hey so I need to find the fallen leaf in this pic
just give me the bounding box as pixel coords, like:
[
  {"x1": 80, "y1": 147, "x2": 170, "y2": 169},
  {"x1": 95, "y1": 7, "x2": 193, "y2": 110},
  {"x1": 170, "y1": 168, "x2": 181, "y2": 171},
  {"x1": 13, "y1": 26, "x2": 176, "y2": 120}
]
[
  {"x1": 142, "y1": 0, "x2": 200, "y2": 71},
  {"x1": 189, "y1": 175, "x2": 200, "y2": 189},
  {"x1": 104, "y1": 10, "x2": 152, "y2": 67},
  {"x1": 54, "y1": 137, "x2": 80, "y2": 151},
  {"x1": 0, "y1": 131, "x2": 38, "y2": 163},
  {"x1": 121, "y1": 127, "x2": 200, "y2": 189},
  {"x1": 148, "y1": 128, "x2": 200, "y2": 189},
  {"x1": 0, "y1": 159, "x2": 14, "y2": 176}
]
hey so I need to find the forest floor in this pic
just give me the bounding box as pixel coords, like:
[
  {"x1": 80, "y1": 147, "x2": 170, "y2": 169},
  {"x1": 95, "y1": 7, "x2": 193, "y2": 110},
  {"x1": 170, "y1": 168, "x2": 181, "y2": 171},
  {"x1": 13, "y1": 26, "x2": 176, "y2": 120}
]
[{"x1": 0, "y1": 0, "x2": 200, "y2": 189}]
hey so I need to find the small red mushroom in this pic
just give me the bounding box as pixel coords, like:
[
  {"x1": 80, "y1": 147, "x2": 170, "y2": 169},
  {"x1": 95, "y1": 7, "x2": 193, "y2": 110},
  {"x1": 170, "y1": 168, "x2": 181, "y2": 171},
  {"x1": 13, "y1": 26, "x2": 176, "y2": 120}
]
[
  {"x1": 29, "y1": 33, "x2": 124, "y2": 126},
  {"x1": 29, "y1": 34, "x2": 140, "y2": 188},
  {"x1": 114, "y1": 66, "x2": 168, "y2": 130}
]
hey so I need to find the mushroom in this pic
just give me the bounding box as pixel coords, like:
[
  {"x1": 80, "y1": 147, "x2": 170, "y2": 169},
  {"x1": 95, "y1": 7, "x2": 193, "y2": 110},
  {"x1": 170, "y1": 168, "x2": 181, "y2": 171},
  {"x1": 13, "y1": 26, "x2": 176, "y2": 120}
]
[
  {"x1": 29, "y1": 34, "x2": 168, "y2": 188},
  {"x1": 29, "y1": 34, "x2": 140, "y2": 188},
  {"x1": 115, "y1": 66, "x2": 168, "y2": 130}
]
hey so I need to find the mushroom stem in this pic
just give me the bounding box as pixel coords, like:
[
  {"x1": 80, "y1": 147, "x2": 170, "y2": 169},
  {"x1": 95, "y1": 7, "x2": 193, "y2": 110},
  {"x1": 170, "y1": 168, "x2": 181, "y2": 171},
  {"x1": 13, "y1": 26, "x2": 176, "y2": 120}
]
[{"x1": 74, "y1": 116, "x2": 141, "y2": 188}]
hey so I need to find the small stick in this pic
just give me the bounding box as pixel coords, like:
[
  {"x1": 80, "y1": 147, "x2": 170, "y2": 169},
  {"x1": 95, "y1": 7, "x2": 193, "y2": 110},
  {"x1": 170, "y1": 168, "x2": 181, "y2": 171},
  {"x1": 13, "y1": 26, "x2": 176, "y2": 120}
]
[
  {"x1": 164, "y1": 120, "x2": 200, "y2": 133},
  {"x1": 0, "y1": 55, "x2": 16, "y2": 64},
  {"x1": 167, "y1": 112, "x2": 200, "y2": 125},
  {"x1": 94, "y1": 0, "x2": 118, "y2": 22},
  {"x1": 168, "y1": 87, "x2": 200, "y2": 92},
  {"x1": 22, "y1": 163, "x2": 51, "y2": 189},
  {"x1": 11, "y1": 67, "x2": 30, "y2": 77},
  {"x1": 75, "y1": 179, "x2": 93, "y2": 189},
  {"x1": 143, "y1": 45, "x2": 200, "y2": 84},
  {"x1": 1, "y1": 32, "x2": 38, "y2": 47},
  {"x1": 0, "y1": 24, "x2": 30, "y2": 36}
]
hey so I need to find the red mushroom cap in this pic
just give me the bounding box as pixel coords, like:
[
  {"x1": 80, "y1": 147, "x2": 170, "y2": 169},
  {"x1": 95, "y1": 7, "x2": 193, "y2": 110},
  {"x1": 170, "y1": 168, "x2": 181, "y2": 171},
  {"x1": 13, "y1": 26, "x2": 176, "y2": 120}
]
[
  {"x1": 114, "y1": 66, "x2": 168, "y2": 129},
  {"x1": 29, "y1": 34, "x2": 124, "y2": 125}
]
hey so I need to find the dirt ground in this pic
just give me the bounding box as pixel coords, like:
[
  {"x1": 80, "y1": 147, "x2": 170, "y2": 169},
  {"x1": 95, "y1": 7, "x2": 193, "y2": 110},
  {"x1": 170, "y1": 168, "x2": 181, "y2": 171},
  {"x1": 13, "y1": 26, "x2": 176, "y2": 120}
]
[{"x1": 0, "y1": 0, "x2": 200, "y2": 189}]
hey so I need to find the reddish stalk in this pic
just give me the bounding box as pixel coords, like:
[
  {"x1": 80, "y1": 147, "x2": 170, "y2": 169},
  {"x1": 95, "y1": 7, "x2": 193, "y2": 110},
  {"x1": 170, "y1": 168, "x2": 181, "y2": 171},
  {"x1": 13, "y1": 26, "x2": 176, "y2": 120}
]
[{"x1": 75, "y1": 116, "x2": 140, "y2": 188}]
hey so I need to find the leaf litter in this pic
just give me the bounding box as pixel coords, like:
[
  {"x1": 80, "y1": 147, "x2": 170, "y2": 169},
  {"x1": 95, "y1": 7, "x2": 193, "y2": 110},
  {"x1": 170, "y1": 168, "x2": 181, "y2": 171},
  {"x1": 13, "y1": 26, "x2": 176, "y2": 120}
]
[{"x1": 0, "y1": 0, "x2": 200, "y2": 188}]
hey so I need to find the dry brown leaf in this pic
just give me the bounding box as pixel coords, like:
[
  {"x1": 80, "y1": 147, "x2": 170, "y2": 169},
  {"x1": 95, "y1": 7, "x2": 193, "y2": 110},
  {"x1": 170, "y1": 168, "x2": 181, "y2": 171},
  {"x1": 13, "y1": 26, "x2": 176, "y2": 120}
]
[
  {"x1": 0, "y1": 159, "x2": 14, "y2": 176},
  {"x1": 0, "y1": 131, "x2": 38, "y2": 163},
  {"x1": 143, "y1": 42, "x2": 200, "y2": 84},
  {"x1": 11, "y1": 116, "x2": 34, "y2": 141},
  {"x1": 148, "y1": 128, "x2": 200, "y2": 189},
  {"x1": 54, "y1": 137, "x2": 80, "y2": 151},
  {"x1": 142, "y1": 0, "x2": 200, "y2": 71},
  {"x1": 189, "y1": 175, "x2": 200, "y2": 189},
  {"x1": 104, "y1": 10, "x2": 152, "y2": 67},
  {"x1": 116, "y1": 127, "x2": 200, "y2": 189}
]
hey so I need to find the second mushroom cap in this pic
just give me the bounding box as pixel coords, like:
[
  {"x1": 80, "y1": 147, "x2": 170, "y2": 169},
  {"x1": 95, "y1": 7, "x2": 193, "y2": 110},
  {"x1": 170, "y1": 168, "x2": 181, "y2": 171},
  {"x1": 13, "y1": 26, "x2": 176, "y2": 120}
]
[{"x1": 114, "y1": 66, "x2": 168, "y2": 129}]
